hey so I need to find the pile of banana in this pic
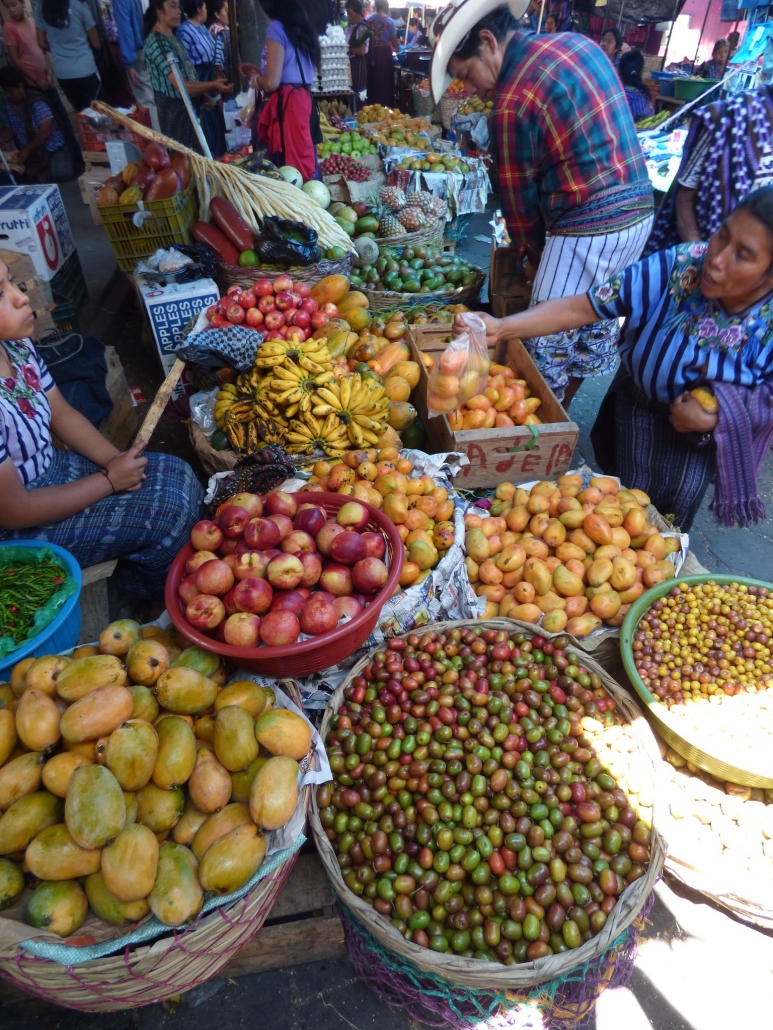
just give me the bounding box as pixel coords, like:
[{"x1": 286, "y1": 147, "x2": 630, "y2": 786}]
[
  {"x1": 213, "y1": 382, "x2": 286, "y2": 454},
  {"x1": 312, "y1": 375, "x2": 391, "y2": 449}
]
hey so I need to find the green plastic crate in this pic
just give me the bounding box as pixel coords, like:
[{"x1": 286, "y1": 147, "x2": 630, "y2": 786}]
[{"x1": 97, "y1": 185, "x2": 197, "y2": 273}]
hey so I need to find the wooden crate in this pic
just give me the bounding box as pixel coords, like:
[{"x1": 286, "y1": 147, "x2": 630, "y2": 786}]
[
  {"x1": 78, "y1": 168, "x2": 113, "y2": 225},
  {"x1": 489, "y1": 245, "x2": 532, "y2": 319},
  {"x1": 408, "y1": 324, "x2": 578, "y2": 489},
  {"x1": 100, "y1": 345, "x2": 140, "y2": 449}
]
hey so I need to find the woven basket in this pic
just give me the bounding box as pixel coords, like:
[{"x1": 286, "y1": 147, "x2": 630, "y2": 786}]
[
  {"x1": 0, "y1": 683, "x2": 311, "y2": 1012},
  {"x1": 376, "y1": 216, "x2": 446, "y2": 252},
  {"x1": 311, "y1": 617, "x2": 665, "y2": 992},
  {"x1": 361, "y1": 268, "x2": 485, "y2": 312},
  {"x1": 214, "y1": 252, "x2": 353, "y2": 293},
  {"x1": 441, "y1": 95, "x2": 465, "y2": 130}
]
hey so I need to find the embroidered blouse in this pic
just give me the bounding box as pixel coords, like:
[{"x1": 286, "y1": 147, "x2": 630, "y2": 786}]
[
  {"x1": 589, "y1": 242, "x2": 773, "y2": 403},
  {"x1": 0, "y1": 339, "x2": 55, "y2": 485},
  {"x1": 143, "y1": 30, "x2": 197, "y2": 99}
]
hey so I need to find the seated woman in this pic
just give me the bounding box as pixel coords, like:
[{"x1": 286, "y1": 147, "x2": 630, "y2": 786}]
[
  {"x1": 0, "y1": 258, "x2": 204, "y2": 600},
  {"x1": 458, "y1": 190, "x2": 773, "y2": 531},
  {"x1": 696, "y1": 38, "x2": 730, "y2": 80},
  {"x1": 619, "y1": 50, "x2": 654, "y2": 123},
  {"x1": 0, "y1": 65, "x2": 67, "y2": 182}
]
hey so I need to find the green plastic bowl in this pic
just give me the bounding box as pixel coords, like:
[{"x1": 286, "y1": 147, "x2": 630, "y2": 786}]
[
  {"x1": 674, "y1": 76, "x2": 719, "y2": 101},
  {"x1": 620, "y1": 573, "x2": 773, "y2": 788}
]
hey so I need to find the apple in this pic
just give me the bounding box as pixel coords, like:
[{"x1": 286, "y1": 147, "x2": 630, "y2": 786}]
[
  {"x1": 223, "y1": 611, "x2": 261, "y2": 647},
  {"x1": 300, "y1": 598, "x2": 339, "y2": 636},
  {"x1": 214, "y1": 621, "x2": 228, "y2": 643},
  {"x1": 319, "y1": 563, "x2": 353, "y2": 597},
  {"x1": 296, "y1": 587, "x2": 311, "y2": 599},
  {"x1": 226, "y1": 302, "x2": 246, "y2": 324},
  {"x1": 185, "y1": 550, "x2": 218, "y2": 576},
  {"x1": 219, "y1": 538, "x2": 239, "y2": 555},
  {"x1": 217, "y1": 505, "x2": 251, "y2": 539},
  {"x1": 297, "y1": 550, "x2": 322, "y2": 587},
  {"x1": 351, "y1": 593, "x2": 371, "y2": 609},
  {"x1": 216, "y1": 298, "x2": 230, "y2": 316},
  {"x1": 289, "y1": 291, "x2": 302, "y2": 309},
  {"x1": 233, "y1": 576, "x2": 273, "y2": 614},
  {"x1": 310, "y1": 310, "x2": 329, "y2": 329},
  {"x1": 321, "y1": 303, "x2": 339, "y2": 318},
  {"x1": 186, "y1": 594, "x2": 225, "y2": 630},
  {"x1": 226, "y1": 285, "x2": 243, "y2": 297},
  {"x1": 337, "y1": 500, "x2": 369, "y2": 532},
  {"x1": 275, "y1": 290, "x2": 294, "y2": 311},
  {"x1": 270, "y1": 589, "x2": 308, "y2": 614},
  {"x1": 210, "y1": 315, "x2": 229, "y2": 329},
  {"x1": 195, "y1": 558, "x2": 234, "y2": 596},
  {"x1": 264, "y1": 311, "x2": 286, "y2": 331},
  {"x1": 190, "y1": 519, "x2": 223, "y2": 552},
  {"x1": 316, "y1": 520, "x2": 346, "y2": 555},
  {"x1": 295, "y1": 504, "x2": 326, "y2": 536},
  {"x1": 362, "y1": 531, "x2": 386, "y2": 559},
  {"x1": 333, "y1": 595, "x2": 363, "y2": 620},
  {"x1": 293, "y1": 327, "x2": 308, "y2": 342},
  {"x1": 330, "y1": 531, "x2": 368, "y2": 565},
  {"x1": 264, "y1": 548, "x2": 282, "y2": 559},
  {"x1": 266, "y1": 553, "x2": 304, "y2": 590},
  {"x1": 178, "y1": 574, "x2": 200, "y2": 606},
  {"x1": 282, "y1": 530, "x2": 316, "y2": 555},
  {"x1": 222, "y1": 586, "x2": 240, "y2": 616},
  {"x1": 243, "y1": 517, "x2": 281, "y2": 550},
  {"x1": 234, "y1": 551, "x2": 269, "y2": 581},
  {"x1": 230, "y1": 493, "x2": 263, "y2": 518},
  {"x1": 222, "y1": 553, "x2": 239, "y2": 572},
  {"x1": 254, "y1": 278, "x2": 274, "y2": 297},
  {"x1": 313, "y1": 591, "x2": 336, "y2": 605},
  {"x1": 300, "y1": 297, "x2": 318, "y2": 314},
  {"x1": 237, "y1": 289, "x2": 257, "y2": 309},
  {"x1": 293, "y1": 282, "x2": 311, "y2": 298},
  {"x1": 206, "y1": 304, "x2": 217, "y2": 320},
  {"x1": 268, "y1": 513, "x2": 294, "y2": 540},
  {"x1": 292, "y1": 308, "x2": 311, "y2": 330},
  {"x1": 258, "y1": 295, "x2": 276, "y2": 314},
  {"x1": 260, "y1": 609, "x2": 300, "y2": 647},
  {"x1": 353, "y1": 557, "x2": 389, "y2": 594},
  {"x1": 273, "y1": 273, "x2": 293, "y2": 293},
  {"x1": 245, "y1": 307, "x2": 264, "y2": 327},
  {"x1": 284, "y1": 308, "x2": 296, "y2": 326},
  {"x1": 265, "y1": 490, "x2": 298, "y2": 518}
]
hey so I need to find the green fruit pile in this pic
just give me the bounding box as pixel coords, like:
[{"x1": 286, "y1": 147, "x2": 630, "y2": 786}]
[
  {"x1": 350, "y1": 244, "x2": 481, "y2": 294},
  {"x1": 318, "y1": 132, "x2": 379, "y2": 159}
]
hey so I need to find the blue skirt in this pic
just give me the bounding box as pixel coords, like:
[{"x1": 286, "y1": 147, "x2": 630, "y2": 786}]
[{"x1": 0, "y1": 449, "x2": 204, "y2": 599}]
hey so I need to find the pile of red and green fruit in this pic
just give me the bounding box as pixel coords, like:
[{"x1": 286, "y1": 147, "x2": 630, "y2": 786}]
[
  {"x1": 96, "y1": 143, "x2": 190, "y2": 207},
  {"x1": 318, "y1": 131, "x2": 379, "y2": 159},
  {"x1": 320, "y1": 155, "x2": 372, "y2": 183},
  {"x1": 204, "y1": 276, "x2": 340, "y2": 341},
  {"x1": 350, "y1": 244, "x2": 481, "y2": 295},
  {"x1": 177, "y1": 491, "x2": 393, "y2": 649}
]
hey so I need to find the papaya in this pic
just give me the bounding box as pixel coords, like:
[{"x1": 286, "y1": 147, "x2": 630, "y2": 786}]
[
  {"x1": 85, "y1": 870, "x2": 150, "y2": 926},
  {"x1": 369, "y1": 342, "x2": 410, "y2": 376},
  {"x1": 28, "y1": 879, "x2": 88, "y2": 937},
  {"x1": 249, "y1": 755, "x2": 298, "y2": 830},
  {"x1": 129, "y1": 684, "x2": 159, "y2": 724},
  {"x1": 65, "y1": 764, "x2": 125, "y2": 850},
  {"x1": 99, "y1": 619, "x2": 142, "y2": 656},
  {"x1": 149, "y1": 843, "x2": 203, "y2": 926},
  {"x1": 213, "y1": 681, "x2": 267, "y2": 719},
  {"x1": 0, "y1": 791, "x2": 62, "y2": 854},
  {"x1": 25, "y1": 655, "x2": 71, "y2": 696},
  {"x1": 106, "y1": 719, "x2": 159, "y2": 791},
  {"x1": 310, "y1": 274, "x2": 350, "y2": 307},
  {"x1": 230, "y1": 756, "x2": 267, "y2": 803},
  {"x1": 170, "y1": 645, "x2": 221, "y2": 677},
  {"x1": 153, "y1": 716, "x2": 196, "y2": 789},
  {"x1": 15, "y1": 689, "x2": 62, "y2": 753},
  {"x1": 0, "y1": 708, "x2": 17, "y2": 768},
  {"x1": 0, "y1": 856, "x2": 24, "y2": 909},
  {"x1": 136, "y1": 782, "x2": 185, "y2": 834},
  {"x1": 312, "y1": 317, "x2": 349, "y2": 340},
  {"x1": 342, "y1": 306, "x2": 372, "y2": 332},
  {"x1": 154, "y1": 668, "x2": 218, "y2": 715},
  {"x1": 60, "y1": 685, "x2": 133, "y2": 744},
  {"x1": 337, "y1": 289, "x2": 369, "y2": 313},
  {"x1": 384, "y1": 375, "x2": 411, "y2": 403},
  {"x1": 101, "y1": 823, "x2": 160, "y2": 902},
  {"x1": 42, "y1": 752, "x2": 92, "y2": 798},
  {"x1": 386, "y1": 360, "x2": 420, "y2": 390},
  {"x1": 0, "y1": 751, "x2": 45, "y2": 810},
  {"x1": 387, "y1": 401, "x2": 417, "y2": 432},
  {"x1": 26, "y1": 823, "x2": 102, "y2": 879},
  {"x1": 199, "y1": 822, "x2": 266, "y2": 895},
  {"x1": 191, "y1": 802, "x2": 252, "y2": 861},
  {"x1": 126, "y1": 639, "x2": 169, "y2": 686},
  {"x1": 56, "y1": 655, "x2": 127, "y2": 702},
  {"x1": 188, "y1": 749, "x2": 231, "y2": 813},
  {"x1": 214, "y1": 705, "x2": 259, "y2": 773},
  {"x1": 254, "y1": 709, "x2": 311, "y2": 761}
]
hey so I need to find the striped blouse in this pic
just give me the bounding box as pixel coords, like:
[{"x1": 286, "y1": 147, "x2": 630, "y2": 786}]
[
  {"x1": 0, "y1": 339, "x2": 55, "y2": 485},
  {"x1": 589, "y1": 242, "x2": 773, "y2": 403},
  {"x1": 143, "y1": 30, "x2": 197, "y2": 99},
  {"x1": 176, "y1": 20, "x2": 216, "y2": 69}
]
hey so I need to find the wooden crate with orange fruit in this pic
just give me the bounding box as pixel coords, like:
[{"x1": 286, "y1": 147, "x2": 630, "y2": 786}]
[{"x1": 408, "y1": 324, "x2": 578, "y2": 490}]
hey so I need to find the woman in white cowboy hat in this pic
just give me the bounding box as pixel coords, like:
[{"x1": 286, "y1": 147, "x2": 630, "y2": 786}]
[{"x1": 430, "y1": 1, "x2": 653, "y2": 405}]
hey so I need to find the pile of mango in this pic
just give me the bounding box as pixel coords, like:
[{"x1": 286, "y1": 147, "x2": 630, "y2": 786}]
[
  {"x1": 0, "y1": 621, "x2": 312, "y2": 936},
  {"x1": 306, "y1": 447, "x2": 454, "y2": 586},
  {"x1": 465, "y1": 475, "x2": 681, "y2": 635}
]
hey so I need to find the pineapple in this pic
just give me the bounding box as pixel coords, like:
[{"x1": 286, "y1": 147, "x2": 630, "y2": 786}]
[
  {"x1": 428, "y1": 197, "x2": 446, "y2": 220},
  {"x1": 408, "y1": 190, "x2": 436, "y2": 215},
  {"x1": 398, "y1": 207, "x2": 427, "y2": 231},
  {"x1": 378, "y1": 213, "x2": 403, "y2": 237},
  {"x1": 379, "y1": 186, "x2": 406, "y2": 212}
]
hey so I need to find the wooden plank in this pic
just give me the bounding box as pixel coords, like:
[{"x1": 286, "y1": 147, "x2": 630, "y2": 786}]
[
  {"x1": 266, "y1": 853, "x2": 334, "y2": 920},
  {"x1": 134, "y1": 357, "x2": 185, "y2": 446},
  {"x1": 81, "y1": 559, "x2": 118, "y2": 587},
  {"x1": 78, "y1": 579, "x2": 110, "y2": 644},
  {"x1": 220, "y1": 914, "x2": 346, "y2": 978},
  {"x1": 100, "y1": 347, "x2": 140, "y2": 450}
]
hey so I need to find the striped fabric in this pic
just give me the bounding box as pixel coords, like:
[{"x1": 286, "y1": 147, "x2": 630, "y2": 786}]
[
  {"x1": 491, "y1": 30, "x2": 651, "y2": 253},
  {"x1": 624, "y1": 85, "x2": 654, "y2": 123},
  {"x1": 0, "y1": 339, "x2": 54, "y2": 486},
  {"x1": 143, "y1": 30, "x2": 197, "y2": 99},
  {"x1": 589, "y1": 242, "x2": 773, "y2": 403},
  {"x1": 176, "y1": 19, "x2": 215, "y2": 70}
]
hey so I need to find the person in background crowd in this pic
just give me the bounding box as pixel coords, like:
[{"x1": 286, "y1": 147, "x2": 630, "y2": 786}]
[
  {"x1": 35, "y1": 0, "x2": 102, "y2": 111},
  {"x1": 600, "y1": 26, "x2": 623, "y2": 65},
  {"x1": 143, "y1": 0, "x2": 231, "y2": 153},
  {"x1": 177, "y1": 0, "x2": 227, "y2": 157},
  {"x1": 345, "y1": 0, "x2": 369, "y2": 107},
  {"x1": 241, "y1": 0, "x2": 321, "y2": 181},
  {"x1": 619, "y1": 50, "x2": 653, "y2": 122},
  {"x1": 404, "y1": 16, "x2": 420, "y2": 46},
  {"x1": 696, "y1": 38, "x2": 730, "y2": 79},
  {"x1": 727, "y1": 29, "x2": 740, "y2": 57},
  {"x1": 367, "y1": 0, "x2": 397, "y2": 108},
  {"x1": 112, "y1": 0, "x2": 160, "y2": 129},
  {"x1": 207, "y1": 0, "x2": 233, "y2": 85},
  {"x1": 431, "y1": 2, "x2": 653, "y2": 404},
  {"x1": 543, "y1": 14, "x2": 558, "y2": 32},
  {"x1": 0, "y1": 66, "x2": 67, "y2": 181}
]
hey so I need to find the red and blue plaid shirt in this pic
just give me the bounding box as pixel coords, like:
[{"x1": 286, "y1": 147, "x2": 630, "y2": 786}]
[{"x1": 492, "y1": 31, "x2": 651, "y2": 252}]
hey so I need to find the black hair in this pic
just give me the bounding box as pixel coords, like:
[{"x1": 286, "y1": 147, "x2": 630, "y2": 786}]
[
  {"x1": 737, "y1": 186, "x2": 773, "y2": 258},
  {"x1": 206, "y1": 0, "x2": 227, "y2": 26},
  {"x1": 454, "y1": 5, "x2": 518, "y2": 61},
  {"x1": 0, "y1": 66, "x2": 25, "y2": 90},
  {"x1": 409, "y1": 16, "x2": 419, "y2": 26},
  {"x1": 143, "y1": 0, "x2": 167, "y2": 37},
  {"x1": 40, "y1": 0, "x2": 70, "y2": 30},
  {"x1": 619, "y1": 50, "x2": 650, "y2": 100},
  {"x1": 601, "y1": 26, "x2": 623, "y2": 51},
  {"x1": 374, "y1": 0, "x2": 389, "y2": 13},
  {"x1": 182, "y1": 0, "x2": 205, "y2": 18},
  {"x1": 713, "y1": 38, "x2": 729, "y2": 55},
  {"x1": 346, "y1": 0, "x2": 363, "y2": 13},
  {"x1": 259, "y1": 0, "x2": 321, "y2": 67}
]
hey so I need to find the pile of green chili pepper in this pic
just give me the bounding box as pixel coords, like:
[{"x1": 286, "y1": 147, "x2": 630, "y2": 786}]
[{"x1": 0, "y1": 557, "x2": 66, "y2": 642}]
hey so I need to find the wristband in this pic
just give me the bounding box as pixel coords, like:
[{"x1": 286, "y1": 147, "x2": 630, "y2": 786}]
[{"x1": 99, "y1": 468, "x2": 116, "y2": 494}]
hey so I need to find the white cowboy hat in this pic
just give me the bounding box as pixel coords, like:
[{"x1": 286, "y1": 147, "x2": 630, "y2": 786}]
[{"x1": 429, "y1": 0, "x2": 529, "y2": 103}]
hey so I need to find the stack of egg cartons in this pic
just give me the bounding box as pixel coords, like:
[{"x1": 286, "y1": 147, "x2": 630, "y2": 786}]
[{"x1": 314, "y1": 24, "x2": 352, "y2": 93}]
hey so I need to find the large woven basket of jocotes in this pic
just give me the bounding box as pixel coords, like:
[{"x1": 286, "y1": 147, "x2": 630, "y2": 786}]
[
  {"x1": 311, "y1": 618, "x2": 664, "y2": 1027},
  {"x1": 360, "y1": 268, "x2": 485, "y2": 312}
]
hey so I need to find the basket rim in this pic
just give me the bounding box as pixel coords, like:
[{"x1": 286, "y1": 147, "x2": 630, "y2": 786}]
[
  {"x1": 311, "y1": 616, "x2": 665, "y2": 990},
  {"x1": 359, "y1": 268, "x2": 485, "y2": 307}
]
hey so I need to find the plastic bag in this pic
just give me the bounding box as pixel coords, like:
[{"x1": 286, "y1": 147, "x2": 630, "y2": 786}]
[
  {"x1": 255, "y1": 216, "x2": 321, "y2": 267},
  {"x1": 0, "y1": 546, "x2": 78, "y2": 661},
  {"x1": 426, "y1": 312, "x2": 490, "y2": 417},
  {"x1": 189, "y1": 388, "x2": 218, "y2": 439}
]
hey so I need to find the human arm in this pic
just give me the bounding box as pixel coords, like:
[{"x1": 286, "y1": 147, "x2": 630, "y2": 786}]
[
  {"x1": 87, "y1": 25, "x2": 102, "y2": 52},
  {"x1": 389, "y1": 18, "x2": 399, "y2": 51},
  {"x1": 166, "y1": 70, "x2": 231, "y2": 95},
  {"x1": 36, "y1": 27, "x2": 49, "y2": 52},
  {"x1": 18, "y1": 113, "x2": 52, "y2": 163},
  {"x1": 111, "y1": 0, "x2": 141, "y2": 73},
  {"x1": 669, "y1": 392, "x2": 718, "y2": 433},
  {"x1": 454, "y1": 295, "x2": 599, "y2": 351},
  {"x1": 675, "y1": 186, "x2": 702, "y2": 242},
  {"x1": 251, "y1": 38, "x2": 283, "y2": 93}
]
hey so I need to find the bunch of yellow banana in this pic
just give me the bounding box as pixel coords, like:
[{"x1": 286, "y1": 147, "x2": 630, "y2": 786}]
[
  {"x1": 285, "y1": 412, "x2": 350, "y2": 457},
  {"x1": 213, "y1": 383, "x2": 239, "y2": 430},
  {"x1": 311, "y1": 373, "x2": 391, "y2": 447},
  {"x1": 268, "y1": 358, "x2": 336, "y2": 417},
  {"x1": 253, "y1": 335, "x2": 333, "y2": 370}
]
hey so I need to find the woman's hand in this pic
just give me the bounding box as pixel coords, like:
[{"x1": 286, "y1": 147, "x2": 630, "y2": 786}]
[
  {"x1": 212, "y1": 77, "x2": 232, "y2": 94},
  {"x1": 453, "y1": 312, "x2": 502, "y2": 351},
  {"x1": 669, "y1": 392, "x2": 719, "y2": 434},
  {"x1": 105, "y1": 442, "x2": 148, "y2": 493}
]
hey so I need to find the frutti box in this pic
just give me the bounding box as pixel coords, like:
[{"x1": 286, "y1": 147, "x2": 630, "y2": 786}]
[{"x1": 0, "y1": 184, "x2": 75, "y2": 281}]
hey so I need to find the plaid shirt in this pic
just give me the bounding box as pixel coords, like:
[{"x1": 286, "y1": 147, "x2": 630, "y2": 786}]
[{"x1": 492, "y1": 31, "x2": 650, "y2": 251}]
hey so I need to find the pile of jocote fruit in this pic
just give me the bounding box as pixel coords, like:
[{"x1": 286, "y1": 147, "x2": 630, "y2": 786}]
[
  {"x1": 0, "y1": 622, "x2": 312, "y2": 935},
  {"x1": 317, "y1": 626, "x2": 652, "y2": 962},
  {"x1": 350, "y1": 243, "x2": 480, "y2": 295},
  {"x1": 178, "y1": 490, "x2": 392, "y2": 648}
]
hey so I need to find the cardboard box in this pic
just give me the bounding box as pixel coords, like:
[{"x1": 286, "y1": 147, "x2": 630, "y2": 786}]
[
  {"x1": 78, "y1": 169, "x2": 113, "y2": 225},
  {"x1": 135, "y1": 275, "x2": 219, "y2": 400},
  {"x1": 408, "y1": 324, "x2": 578, "y2": 489},
  {"x1": 324, "y1": 171, "x2": 386, "y2": 204},
  {"x1": 0, "y1": 185, "x2": 74, "y2": 280},
  {"x1": 100, "y1": 345, "x2": 140, "y2": 448}
]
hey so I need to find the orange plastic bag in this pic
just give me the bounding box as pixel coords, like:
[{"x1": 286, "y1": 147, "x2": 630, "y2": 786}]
[{"x1": 426, "y1": 313, "x2": 490, "y2": 417}]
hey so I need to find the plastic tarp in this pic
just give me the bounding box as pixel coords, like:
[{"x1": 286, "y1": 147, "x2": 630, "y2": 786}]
[{"x1": 594, "y1": 0, "x2": 685, "y2": 25}]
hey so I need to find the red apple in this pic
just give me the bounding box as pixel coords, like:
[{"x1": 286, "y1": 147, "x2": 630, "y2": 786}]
[
  {"x1": 292, "y1": 308, "x2": 311, "y2": 330},
  {"x1": 362, "y1": 532, "x2": 386, "y2": 559},
  {"x1": 230, "y1": 493, "x2": 263, "y2": 518},
  {"x1": 186, "y1": 594, "x2": 225, "y2": 630},
  {"x1": 243, "y1": 517, "x2": 281, "y2": 550},
  {"x1": 296, "y1": 587, "x2": 311, "y2": 599},
  {"x1": 268, "y1": 513, "x2": 294, "y2": 541},
  {"x1": 270, "y1": 589, "x2": 307, "y2": 614},
  {"x1": 319, "y1": 563, "x2": 353, "y2": 597},
  {"x1": 260, "y1": 609, "x2": 300, "y2": 647},
  {"x1": 195, "y1": 558, "x2": 234, "y2": 596},
  {"x1": 300, "y1": 598, "x2": 338, "y2": 636},
  {"x1": 245, "y1": 307, "x2": 264, "y2": 327},
  {"x1": 316, "y1": 521, "x2": 346, "y2": 556},
  {"x1": 273, "y1": 273, "x2": 293, "y2": 293},
  {"x1": 313, "y1": 590, "x2": 336, "y2": 605},
  {"x1": 222, "y1": 586, "x2": 240, "y2": 616},
  {"x1": 264, "y1": 548, "x2": 282, "y2": 559},
  {"x1": 284, "y1": 308, "x2": 296, "y2": 326},
  {"x1": 217, "y1": 505, "x2": 251, "y2": 539},
  {"x1": 216, "y1": 298, "x2": 230, "y2": 316},
  {"x1": 206, "y1": 304, "x2": 217, "y2": 320},
  {"x1": 226, "y1": 285, "x2": 243, "y2": 297},
  {"x1": 223, "y1": 611, "x2": 261, "y2": 647},
  {"x1": 293, "y1": 281, "x2": 311, "y2": 298},
  {"x1": 265, "y1": 490, "x2": 298, "y2": 518},
  {"x1": 337, "y1": 501, "x2": 369, "y2": 532},
  {"x1": 275, "y1": 290, "x2": 294, "y2": 311},
  {"x1": 264, "y1": 311, "x2": 286, "y2": 331},
  {"x1": 310, "y1": 310, "x2": 329, "y2": 329},
  {"x1": 226, "y1": 302, "x2": 246, "y2": 324},
  {"x1": 353, "y1": 557, "x2": 389, "y2": 594},
  {"x1": 282, "y1": 530, "x2": 316, "y2": 555},
  {"x1": 233, "y1": 576, "x2": 273, "y2": 614},
  {"x1": 333, "y1": 595, "x2": 363, "y2": 620},
  {"x1": 289, "y1": 291, "x2": 302, "y2": 309},
  {"x1": 178, "y1": 574, "x2": 200, "y2": 606},
  {"x1": 321, "y1": 303, "x2": 339, "y2": 318},
  {"x1": 234, "y1": 551, "x2": 269, "y2": 581},
  {"x1": 301, "y1": 297, "x2": 318, "y2": 314},
  {"x1": 297, "y1": 551, "x2": 322, "y2": 587},
  {"x1": 330, "y1": 531, "x2": 368, "y2": 565},
  {"x1": 237, "y1": 289, "x2": 257, "y2": 309},
  {"x1": 258, "y1": 295, "x2": 276, "y2": 314},
  {"x1": 254, "y1": 278, "x2": 274, "y2": 297},
  {"x1": 222, "y1": 553, "x2": 239, "y2": 572},
  {"x1": 219, "y1": 537, "x2": 239, "y2": 555},
  {"x1": 295, "y1": 504, "x2": 326, "y2": 536},
  {"x1": 210, "y1": 315, "x2": 229, "y2": 329},
  {"x1": 185, "y1": 550, "x2": 218, "y2": 576},
  {"x1": 190, "y1": 519, "x2": 223, "y2": 552},
  {"x1": 351, "y1": 593, "x2": 371, "y2": 608},
  {"x1": 294, "y1": 327, "x2": 308, "y2": 342},
  {"x1": 266, "y1": 553, "x2": 304, "y2": 590},
  {"x1": 235, "y1": 538, "x2": 253, "y2": 556}
]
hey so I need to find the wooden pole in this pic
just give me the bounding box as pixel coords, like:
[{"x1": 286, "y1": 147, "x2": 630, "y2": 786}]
[
  {"x1": 227, "y1": 0, "x2": 240, "y2": 89},
  {"x1": 537, "y1": 0, "x2": 547, "y2": 33},
  {"x1": 693, "y1": 0, "x2": 712, "y2": 67},
  {"x1": 134, "y1": 358, "x2": 186, "y2": 446},
  {"x1": 166, "y1": 53, "x2": 213, "y2": 159}
]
